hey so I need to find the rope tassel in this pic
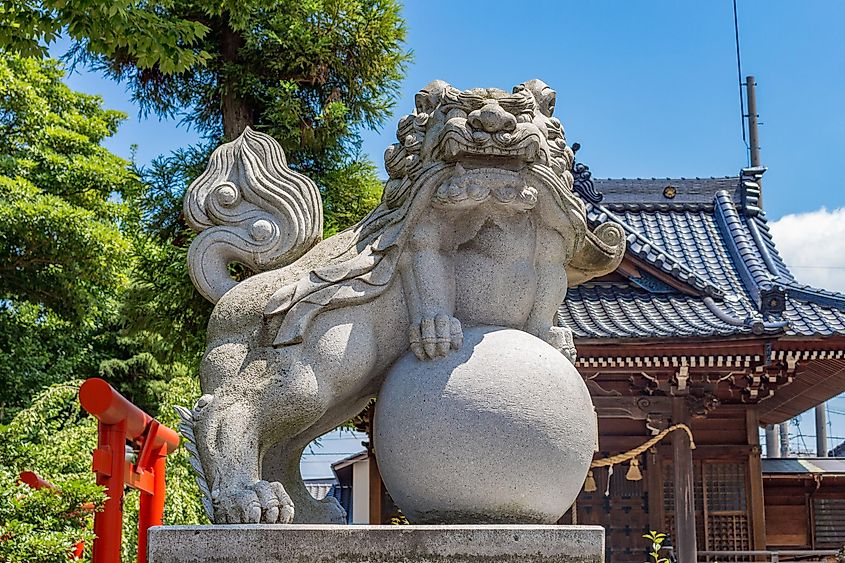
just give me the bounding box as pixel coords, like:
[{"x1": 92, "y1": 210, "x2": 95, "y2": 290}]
[
  {"x1": 626, "y1": 459, "x2": 643, "y2": 481},
  {"x1": 584, "y1": 470, "x2": 597, "y2": 493}
]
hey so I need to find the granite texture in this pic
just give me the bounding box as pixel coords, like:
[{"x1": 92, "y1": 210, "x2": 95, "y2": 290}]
[
  {"x1": 374, "y1": 327, "x2": 597, "y2": 524},
  {"x1": 179, "y1": 79, "x2": 624, "y2": 524},
  {"x1": 147, "y1": 524, "x2": 605, "y2": 563}
]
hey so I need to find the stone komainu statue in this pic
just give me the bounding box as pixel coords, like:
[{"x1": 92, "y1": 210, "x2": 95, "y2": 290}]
[{"x1": 177, "y1": 79, "x2": 626, "y2": 524}]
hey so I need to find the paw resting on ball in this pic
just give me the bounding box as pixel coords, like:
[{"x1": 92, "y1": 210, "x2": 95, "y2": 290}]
[
  {"x1": 547, "y1": 326, "x2": 577, "y2": 363},
  {"x1": 409, "y1": 313, "x2": 463, "y2": 360}
]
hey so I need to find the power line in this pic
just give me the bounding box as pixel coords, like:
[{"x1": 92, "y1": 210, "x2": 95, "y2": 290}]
[{"x1": 732, "y1": 0, "x2": 750, "y2": 161}]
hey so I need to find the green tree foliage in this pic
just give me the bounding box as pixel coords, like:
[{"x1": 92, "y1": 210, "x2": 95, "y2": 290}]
[
  {"x1": 0, "y1": 470, "x2": 103, "y2": 562},
  {"x1": 120, "y1": 147, "x2": 216, "y2": 367},
  {"x1": 0, "y1": 0, "x2": 409, "y2": 157},
  {"x1": 0, "y1": 381, "x2": 105, "y2": 563},
  {"x1": 322, "y1": 159, "x2": 384, "y2": 237},
  {"x1": 0, "y1": 379, "x2": 206, "y2": 562},
  {"x1": 0, "y1": 0, "x2": 405, "y2": 233},
  {"x1": 0, "y1": 54, "x2": 136, "y2": 318},
  {"x1": 0, "y1": 54, "x2": 139, "y2": 417},
  {"x1": 0, "y1": 1, "x2": 209, "y2": 72}
]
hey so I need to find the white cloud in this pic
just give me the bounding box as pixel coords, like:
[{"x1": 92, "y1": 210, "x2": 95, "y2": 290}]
[{"x1": 769, "y1": 207, "x2": 845, "y2": 293}]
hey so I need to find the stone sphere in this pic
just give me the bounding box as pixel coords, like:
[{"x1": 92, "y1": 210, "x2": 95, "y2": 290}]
[{"x1": 374, "y1": 326, "x2": 596, "y2": 524}]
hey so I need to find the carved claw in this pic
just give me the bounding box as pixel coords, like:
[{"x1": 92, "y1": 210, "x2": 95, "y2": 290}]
[
  {"x1": 216, "y1": 480, "x2": 294, "y2": 524},
  {"x1": 409, "y1": 314, "x2": 463, "y2": 360}
]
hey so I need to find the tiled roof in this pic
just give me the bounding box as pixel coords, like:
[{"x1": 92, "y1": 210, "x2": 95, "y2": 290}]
[
  {"x1": 564, "y1": 166, "x2": 845, "y2": 341},
  {"x1": 305, "y1": 481, "x2": 335, "y2": 500},
  {"x1": 560, "y1": 284, "x2": 746, "y2": 339},
  {"x1": 762, "y1": 458, "x2": 845, "y2": 474}
]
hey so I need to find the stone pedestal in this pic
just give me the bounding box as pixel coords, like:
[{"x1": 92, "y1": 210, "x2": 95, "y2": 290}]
[{"x1": 147, "y1": 524, "x2": 605, "y2": 563}]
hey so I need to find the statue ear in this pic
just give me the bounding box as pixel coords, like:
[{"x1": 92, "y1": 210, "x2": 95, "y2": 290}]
[
  {"x1": 415, "y1": 79, "x2": 450, "y2": 114},
  {"x1": 519, "y1": 79, "x2": 556, "y2": 117}
]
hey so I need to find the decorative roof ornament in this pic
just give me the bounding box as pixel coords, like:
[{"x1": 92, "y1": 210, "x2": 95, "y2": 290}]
[{"x1": 572, "y1": 161, "x2": 603, "y2": 204}]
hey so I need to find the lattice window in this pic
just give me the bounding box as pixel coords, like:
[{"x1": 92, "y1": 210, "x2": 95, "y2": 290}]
[
  {"x1": 663, "y1": 464, "x2": 675, "y2": 535},
  {"x1": 610, "y1": 470, "x2": 644, "y2": 499},
  {"x1": 707, "y1": 514, "x2": 750, "y2": 551},
  {"x1": 706, "y1": 463, "x2": 746, "y2": 512},
  {"x1": 662, "y1": 460, "x2": 750, "y2": 555},
  {"x1": 703, "y1": 462, "x2": 749, "y2": 553},
  {"x1": 814, "y1": 498, "x2": 845, "y2": 548}
]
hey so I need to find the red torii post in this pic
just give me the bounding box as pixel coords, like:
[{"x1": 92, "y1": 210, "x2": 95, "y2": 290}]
[{"x1": 79, "y1": 378, "x2": 180, "y2": 563}]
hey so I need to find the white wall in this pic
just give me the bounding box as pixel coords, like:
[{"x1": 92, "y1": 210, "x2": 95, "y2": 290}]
[{"x1": 351, "y1": 458, "x2": 370, "y2": 524}]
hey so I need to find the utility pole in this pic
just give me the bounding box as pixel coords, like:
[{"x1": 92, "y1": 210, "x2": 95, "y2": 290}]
[
  {"x1": 779, "y1": 423, "x2": 790, "y2": 457},
  {"x1": 765, "y1": 425, "x2": 780, "y2": 458},
  {"x1": 816, "y1": 405, "x2": 829, "y2": 457}
]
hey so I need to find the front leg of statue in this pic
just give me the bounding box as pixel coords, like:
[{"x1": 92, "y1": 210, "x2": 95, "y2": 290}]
[
  {"x1": 524, "y1": 226, "x2": 576, "y2": 362},
  {"x1": 401, "y1": 211, "x2": 463, "y2": 360}
]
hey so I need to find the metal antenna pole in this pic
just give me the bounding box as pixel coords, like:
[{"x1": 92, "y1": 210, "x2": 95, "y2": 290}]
[
  {"x1": 745, "y1": 75, "x2": 764, "y2": 208},
  {"x1": 745, "y1": 75, "x2": 761, "y2": 167}
]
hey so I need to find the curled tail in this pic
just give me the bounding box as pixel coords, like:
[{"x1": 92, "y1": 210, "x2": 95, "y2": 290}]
[
  {"x1": 174, "y1": 400, "x2": 217, "y2": 520},
  {"x1": 184, "y1": 128, "x2": 324, "y2": 303}
]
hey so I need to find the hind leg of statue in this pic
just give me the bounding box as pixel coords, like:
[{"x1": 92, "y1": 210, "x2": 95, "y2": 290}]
[
  {"x1": 263, "y1": 390, "x2": 377, "y2": 523},
  {"x1": 192, "y1": 347, "x2": 330, "y2": 524}
]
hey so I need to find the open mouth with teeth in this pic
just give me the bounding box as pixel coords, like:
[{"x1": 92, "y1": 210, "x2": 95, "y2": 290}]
[{"x1": 439, "y1": 128, "x2": 544, "y2": 169}]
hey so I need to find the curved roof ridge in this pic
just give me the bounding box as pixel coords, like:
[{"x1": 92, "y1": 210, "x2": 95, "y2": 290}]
[
  {"x1": 713, "y1": 189, "x2": 778, "y2": 308},
  {"x1": 786, "y1": 283, "x2": 845, "y2": 312}
]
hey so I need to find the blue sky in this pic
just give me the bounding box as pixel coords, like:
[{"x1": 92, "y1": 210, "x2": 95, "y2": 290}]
[
  {"x1": 59, "y1": 1, "x2": 845, "y2": 221},
  {"x1": 55, "y1": 1, "x2": 845, "y2": 457}
]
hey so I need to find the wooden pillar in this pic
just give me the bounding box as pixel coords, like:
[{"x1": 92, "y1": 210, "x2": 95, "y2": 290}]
[
  {"x1": 368, "y1": 448, "x2": 384, "y2": 524},
  {"x1": 648, "y1": 448, "x2": 664, "y2": 533},
  {"x1": 746, "y1": 408, "x2": 768, "y2": 550},
  {"x1": 672, "y1": 398, "x2": 698, "y2": 563},
  {"x1": 364, "y1": 403, "x2": 385, "y2": 524}
]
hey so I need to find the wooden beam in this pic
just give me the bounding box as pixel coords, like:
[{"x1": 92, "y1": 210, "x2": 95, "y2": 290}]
[
  {"x1": 746, "y1": 408, "x2": 767, "y2": 550},
  {"x1": 576, "y1": 337, "x2": 768, "y2": 357},
  {"x1": 593, "y1": 395, "x2": 672, "y2": 419},
  {"x1": 672, "y1": 398, "x2": 698, "y2": 563}
]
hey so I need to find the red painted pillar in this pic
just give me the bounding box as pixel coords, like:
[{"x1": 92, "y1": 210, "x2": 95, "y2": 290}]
[
  {"x1": 92, "y1": 419, "x2": 127, "y2": 563},
  {"x1": 137, "y1": 450, "x2": 167, "y2": 563}
]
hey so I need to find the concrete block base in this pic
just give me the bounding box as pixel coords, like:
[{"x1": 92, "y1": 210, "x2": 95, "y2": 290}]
[{"x1": 148, "y1": 524, "x2": 605, "y2": 563}]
